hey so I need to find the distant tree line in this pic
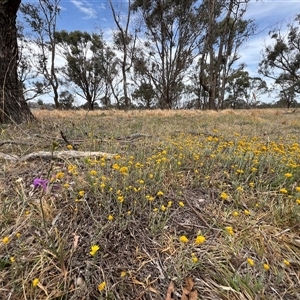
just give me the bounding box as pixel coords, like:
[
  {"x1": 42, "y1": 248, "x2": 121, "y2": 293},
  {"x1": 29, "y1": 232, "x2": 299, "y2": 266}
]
[{"x1": 17, "y1": 0, "x2": 265, "y2": 110}]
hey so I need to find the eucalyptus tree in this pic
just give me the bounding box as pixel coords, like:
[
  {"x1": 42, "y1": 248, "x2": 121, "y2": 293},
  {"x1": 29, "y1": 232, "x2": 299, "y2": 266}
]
[
  {"x1": 55, "y1": 30, "x2": 115, "y2": 110},
  {"x1": 198, "y1": 0, "x2": 256, "y2": 109},
  {"x1": 0, "y1": 0, "x2": 35, "y2": 123},
  {"x1": 109, "y1": 0, "x2": 137, "y2": 109},
  {"x1": 259, "y1": 14, "x2": 300, "y2": 108},
  {"x1": 225, "y1": 68, "x2": 250, "y2": 108},
  {"x1": 20, "y1": 0, "x2": 61, "y2": 108},
  {"x1": 132, "y1": 82, "x2": 156, "y2": 108},
  {"x1": 59, "y1": 90, "x2": 74, "y2": 109},
  {"x1": 131, "y1": 0, "x2": 204, "y2": 109},
  {"x1": 98, "y1": 45, "x2": 119, "y2": 108},
  {"x1": 225, "y1": 67, "x2": 268, "y2": 108}
]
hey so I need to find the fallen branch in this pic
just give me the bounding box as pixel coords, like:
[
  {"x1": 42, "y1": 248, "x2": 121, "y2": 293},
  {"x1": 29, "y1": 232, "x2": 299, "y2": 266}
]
[
  {"x1": 0, "y1": 140, "x2": 34, "y2": 147},
  {"x1": 0, "y1": 150, "x2": 117, "y2": 162},
  {"x1": 116, "y1": 133, "x2": 151, "y2": 143},
  {"x1": 0, "y1": 152, "x2": 19, "y2": 160}
]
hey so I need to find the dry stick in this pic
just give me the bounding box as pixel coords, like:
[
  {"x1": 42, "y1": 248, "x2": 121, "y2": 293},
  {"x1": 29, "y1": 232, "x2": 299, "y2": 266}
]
[
  {"x1": 0, "y1": 150, "x2": 117, "y2": 161},
  {"x1": 183, "y1": 194, "x2": 210, "y2": 228},
  {"x1": 60, "y1": 130, "x2": 78, "y2": 150},
  {"x1": 0, "y1": 140, "x2": 34, "y2": 147}
]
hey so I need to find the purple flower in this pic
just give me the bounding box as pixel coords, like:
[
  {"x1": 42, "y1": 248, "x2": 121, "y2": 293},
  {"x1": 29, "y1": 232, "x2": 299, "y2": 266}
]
[{"x1": 33, "y1": 178, "x2": 49, "y2": 191}]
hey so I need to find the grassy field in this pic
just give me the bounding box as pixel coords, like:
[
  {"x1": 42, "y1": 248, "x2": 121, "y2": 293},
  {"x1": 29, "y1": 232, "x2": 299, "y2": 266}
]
[{"x1": 0, "y1": 109, "x2": 299, "y2": 300}]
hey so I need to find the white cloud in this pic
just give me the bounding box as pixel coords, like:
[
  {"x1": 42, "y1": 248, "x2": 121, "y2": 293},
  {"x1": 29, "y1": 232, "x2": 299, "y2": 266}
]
[{"x1": 70, "y1": 0, "x2": 97, "y2": 19}]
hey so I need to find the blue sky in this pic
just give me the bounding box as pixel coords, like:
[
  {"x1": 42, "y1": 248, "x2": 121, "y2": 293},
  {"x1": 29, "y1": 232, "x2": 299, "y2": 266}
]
[
  {"x1": 40, "y1": 1, "x2": 300, "y2": 74},
  {"x1": 20, "y1": 0, "x2": 300, "y2": 104}
]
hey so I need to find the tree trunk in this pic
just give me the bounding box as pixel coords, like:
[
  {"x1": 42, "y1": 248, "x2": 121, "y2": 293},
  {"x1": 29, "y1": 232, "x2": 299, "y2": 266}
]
[{"x1": 0, "y1": 0, "x2": 35, "y2": 124}]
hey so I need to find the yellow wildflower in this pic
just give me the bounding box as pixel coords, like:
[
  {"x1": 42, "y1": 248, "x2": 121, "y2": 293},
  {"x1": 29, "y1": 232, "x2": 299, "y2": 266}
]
[
  {"x1": 146, "y1": 195, "x2": 154, "y2": 202},
  {"x1": 90, "y1": 170, "x2": 97, "y2": 176},
  {"x1": 112, "y1": 163, "x2": 120, "y2": 170},
  {"x1": 279, "y1": 188, "x2": 288, "y2": 194},
  {"x1": 244, "y1": 210, "x2": 250, "y2": 216},
  {"x1": 117, "y1": 195, "x2": 124, "y2": 203},
  {"x1": 153, "y1": 208, "x2": 158, "y2": 212},
  {"x1": 247, "y1": 258, "x2": 255, "y2": 266},
  {"x1": 284, "y1": 173, "x2": 292, "y2": 178},
  {"x1": 161, "y1": 205, "x2": 166, "y2": 212},
  {"x1": 10, "y1": 257, "x2": 15, "y2": 263},
  {"x1": 249, "y1": 182, "x2": 255, "y2": 187},
  {"x1": 232, "y1": 211, "x2": 239, "y2": 217},
  {"x1": 225, "y1": 226, "x2": 234, "y2": 235},
  {"x1": 63, "y1": 183, "x2": 70, "y2": 188},
  {"x1": 98, "y1": 281, "x2": 106, "y2": 291},
  {"x1": 2, "y1": 236, "x2": 9, "y2": 244},
  {"x1": 295, "y1": 186, "x2": 300, "y2": 192},
  {"x1": 78, "y1": 190, "x2": 85, "y2": 197},
  {"x1": 263, "y1": 263, "x2": 270, "y2": 271},
  {"x1": 56, "y1": 171, "x2": 64, "y2": 179},
  {"x1": 157, "y1": 191, "x2": 164, "y2": 196},
  {"x1": 120, "y1": 271, "x2": 126, "y2": 277},
  {"x1": 32, "y1": 278, "x2": 39, "y2": 287},
  {"x1": 179, "y1": 235, "x2": 189, "y2": 243},
  {"x1": 167, "y1": 201, "x2": 172, "y2": 207},
  {"x1": 236, "y1": 186, "x2": 243, "y2": 192},
  {"x1": 296, "y1": 199, "x2": 300, "y2": 204},
  {"x1": 108, "y1": 215, "x2": 114, "y2": 221},
  {"x1": 68, "y1": 164, "x2": 78, "y2": 175},
  {"x1": 67, "y1": 144, "x2": 73, "y2": 150},
  {"x1": 191, "y1": 253, "x2": 198, "y2": 263},
  {"x1": 195, "y1": 235, "x2": 206, "y2": 245},
  {"x1": 119, "y1": 166, "x2": 129, "y2": 175},
  {"x1": 220, "y1": 192, "x2": 229, "y2": 201},
  {"x1": 90, "y1": 245, "x2": 100, "y2": 256},
  {"x1": 178, "y1": 201, "x2": 185, "y2": 207},
  {"x1": 283, "y1": 259, "x2": 290, "y2": 267}
]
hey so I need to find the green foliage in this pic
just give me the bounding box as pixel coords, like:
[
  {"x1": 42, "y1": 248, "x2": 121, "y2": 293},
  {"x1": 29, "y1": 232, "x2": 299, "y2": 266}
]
[
  {"x1": 259, "y1": 14, "x2": 300, "y2": 108},
  {"x1": 225, "y1": 66, "x2": 268, "y2": 108},
  {"x1": 55, "y1": 30, "x2": 117, "y2": 110},
  {"x1": 59, "y1": 90, "x2": 74, "y2": 109},
  {"x1": 132, "y1": 82, "x2": 156, "y2": 108}
]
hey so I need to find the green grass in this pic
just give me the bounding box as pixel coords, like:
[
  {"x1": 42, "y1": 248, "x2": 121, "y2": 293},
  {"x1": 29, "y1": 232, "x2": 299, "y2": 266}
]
[{"x1": 0, "y1": 109, "x2": 299, "y2": 299}]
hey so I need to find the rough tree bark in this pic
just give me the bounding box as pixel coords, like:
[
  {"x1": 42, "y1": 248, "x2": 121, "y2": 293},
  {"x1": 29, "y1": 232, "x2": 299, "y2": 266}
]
[{"x1": 0, "y1": 0, "x2": 35, "y2": 124}]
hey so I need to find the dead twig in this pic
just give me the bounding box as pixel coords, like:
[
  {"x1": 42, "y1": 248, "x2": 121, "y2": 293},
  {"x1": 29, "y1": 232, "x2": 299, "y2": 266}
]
[
  {"x1": 116, "y1": 133, "x2": 152, "y2": 142},
  {"x1": 0, "y1": 140, "x2": 34, "y2": 147},
  {"x1": 60, "y1": 130, "x2": 78, "y2": 150},
  {"x1": 183, "y1": 193, "x2": 210, "y2": 228}
]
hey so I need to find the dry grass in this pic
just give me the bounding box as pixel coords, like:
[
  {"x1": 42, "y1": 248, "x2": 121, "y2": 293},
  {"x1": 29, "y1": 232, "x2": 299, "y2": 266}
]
[{"x1": 0, "y1": 109, "x2": 299, "y2": 300}]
